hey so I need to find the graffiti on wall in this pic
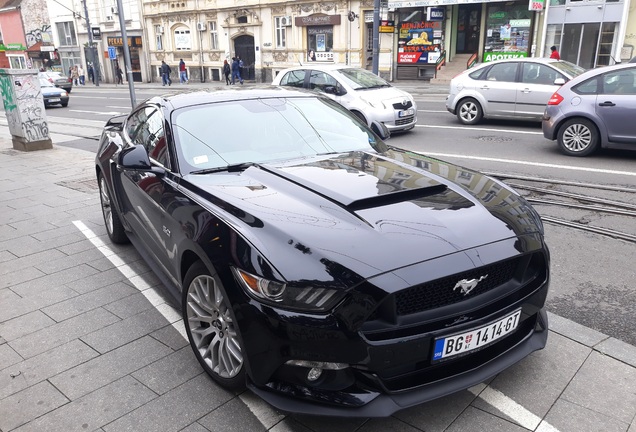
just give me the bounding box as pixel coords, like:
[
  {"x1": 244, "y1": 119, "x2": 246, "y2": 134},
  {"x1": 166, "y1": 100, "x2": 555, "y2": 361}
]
[
  {"x1": 25, "y1": 25, "x2": 52, "y2": 48},
  {"x1": 16, "y1": 75, "x2": 49, "y2": 142}
]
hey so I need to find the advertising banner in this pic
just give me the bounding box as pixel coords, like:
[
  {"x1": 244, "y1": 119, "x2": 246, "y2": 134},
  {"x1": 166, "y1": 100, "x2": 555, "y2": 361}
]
[{"x1": 397, "y1": 20, "x2": 442, "y2": 64}]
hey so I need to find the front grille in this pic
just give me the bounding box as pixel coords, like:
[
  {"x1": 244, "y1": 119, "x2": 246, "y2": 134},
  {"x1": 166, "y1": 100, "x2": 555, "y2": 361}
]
[
  {"x1": 395, "y1": 257, "x2": 520, "y2": 316},
  {"x1": 395, "y1": 116, "x2": 415, "y2": 126},
  {"x1": 393, "y1": 101, "x2": 413, "y2": 110}
]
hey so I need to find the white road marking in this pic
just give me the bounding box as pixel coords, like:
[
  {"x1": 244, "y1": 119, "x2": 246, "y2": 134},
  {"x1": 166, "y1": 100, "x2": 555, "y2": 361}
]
[
  {"x1": 70, "y1": 95, "x2": 131, "y2": 100},
  {"x1": 106, "y1": 106, "x2": 132, "y2": 109},
  {"x1": 416, "y1": 151, "x2": 636, "y2": 177},
  {"x1": 72, "y1": 219, "x2": 276, "y2": 429},
  {"x1": 416, "y1": 124, "x2": 543, "y2": 135},
  {"x1": 469, "y1": 384, "x2": 561, "y2": 431},
  {"x1": 69, "y1": 110, "x2": 125, "y2": 116}
]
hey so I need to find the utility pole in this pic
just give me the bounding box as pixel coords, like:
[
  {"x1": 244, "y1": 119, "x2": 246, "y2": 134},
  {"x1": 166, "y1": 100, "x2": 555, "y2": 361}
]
[
  {"x1": 372, "y1": 0, "x2": 380, "y2": 75},
  {"x1": 81, "y1": 0, "x2": 99, "y2": 86},
  {"x1": 115, "y1": 0, "x2": 137, "y2": 106}
]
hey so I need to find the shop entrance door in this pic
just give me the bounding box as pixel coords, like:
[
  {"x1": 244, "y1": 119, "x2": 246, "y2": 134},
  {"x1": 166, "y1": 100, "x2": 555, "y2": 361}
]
[
  {"x1": 234, "y1": 35, "x2": 255, "y2": 81},
  {"x1": 457, "y1": 4, "x2": 481, "y2": 54}
]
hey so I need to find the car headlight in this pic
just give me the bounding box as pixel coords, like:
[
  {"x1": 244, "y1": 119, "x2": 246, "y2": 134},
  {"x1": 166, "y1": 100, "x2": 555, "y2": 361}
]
[
  {"x1": 61, "y1": 91, "x2": 68, "y2": 96},
  {"x1": 232, "y1": 268, "x2": 345, "y2": 312}
]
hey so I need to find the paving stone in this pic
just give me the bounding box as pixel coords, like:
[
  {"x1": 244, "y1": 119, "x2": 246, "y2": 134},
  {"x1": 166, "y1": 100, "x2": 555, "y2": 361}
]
[
  {"x1": 595, "y1": 337, "x2": 636, "y2": 368},
  {"x1": 0, "y1": 248, "x2": 66, "y2": 276},
  {"x1": 9, "y1": 307, "x2": 120, "y2": 359},
  {"x1": 0, "y1": 339, "x2": 98, "y2": 400},
  {"x1": 0, "y1": 285, "x2": 78, "y2": 323},
  {"x1": 269, "y1": 417, "x2": 313, "y2": 432},
  {"x1": 547, "y1": 312, "x2": 609, "y2": 347},
  {"x1": 0, "y1": 343, "x2": 22, "y2": 369},
  {"x1": 34, "y1": 248, "x2": 106, "y2": 275},
  {"x1": 65, "y1": 267, "x2": 129, "y2": 294},
  {"x1": 132, "y1": 346, "x2": 202, "y2": 395},
  {"x1": 150, "y1": 323, "x2": 189, "y2": 351},
  {"x1": 49, "y1": 336, "x2": 172, "y2": 400},
  {"x1": 540, "y1": 399, "x2": 629, "y2": 432},
  {"x1": 0, "y1": 250, "x2": 17, "y2": 263},
  {"x1": 31, "y1": 224, "x2": 84, "y2": 242},
  {"x1": 102, "y1": 374, "x2": 233, "y2": 432},
  {"x1": 42, "y1": 282, "x2": 137, "y2": 322},
  {"x1": 0, "y1": 265, "x2": 46, "y2": 289},
  {"x1": 562, "y1": 350, "x2": 636, "y2": 424},
  {"x1": 0, "y1": 310, "x2": 56, "y2": 341},
  {"x1": 55, "y1": 238, "x2": 96, "y2": 256},
  {"x1": 472, "y1": 332, "x2": 591, "y2": 424},
  {"x1": 179, "y1": 422, "x2": 211, "y2": 432},
  {"x1": 13, "y1": 376, "x2": 157, "y2": 432},
  {"x1": 104, "y1": 291, "x2": 158, "y2": 319},
  {"x1": 238, "y1": 390, "x2": 286, "y2": 429},
  {"x1": 393, "y1": 389, "x2": 476, "y2": 432},
  {"x1": 198, "y1": 398, "x2": 267, "y2": 432},
  {"x1": 11, "y1": 264, "x2": 99, "y2": 298},
  {"x1": 355, "y1": 417, "x2": 419, "y2": 432},
  {"x1": 0, "y1": 235, "x2": 48, "y2": 258},
  {"x1": 81, "y1": 307, "x2": 174, "y2": 354},
  {"x1": 444, "y1": 406, "x2": 527, "y2": 432},
  {"x1": 0, "y1": 380, "x2": 69, "y2": 431}
]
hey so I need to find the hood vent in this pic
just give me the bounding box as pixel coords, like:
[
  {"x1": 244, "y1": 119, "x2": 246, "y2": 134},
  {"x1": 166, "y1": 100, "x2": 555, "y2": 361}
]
[{"x1": 348, "y1": 184, "x2": 447, "y2": 211}]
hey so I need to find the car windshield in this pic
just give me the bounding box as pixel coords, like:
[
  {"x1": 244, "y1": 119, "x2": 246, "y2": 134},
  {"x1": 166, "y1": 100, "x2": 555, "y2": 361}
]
[
  {"x1": 172, "y1": 96, "x2": 387, "y2": 174},
  {"x1": 336, "y1": 68, "x2": 391, "y2": 90},
  {"x1": 551, "y1": 61, "x2": 586, "y2": 78}
]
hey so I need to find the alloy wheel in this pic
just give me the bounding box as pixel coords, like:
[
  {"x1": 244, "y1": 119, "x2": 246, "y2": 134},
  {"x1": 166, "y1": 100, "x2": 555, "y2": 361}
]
[
  {"x1": 99, "y1": 176, "x2": 114, "y2": 235},
  {"x1": 562, "y1": 123, "x2": 592, "y2": 152},
  {"x1": 186, "y1": 274, "x2": 243, "y2": 379}
]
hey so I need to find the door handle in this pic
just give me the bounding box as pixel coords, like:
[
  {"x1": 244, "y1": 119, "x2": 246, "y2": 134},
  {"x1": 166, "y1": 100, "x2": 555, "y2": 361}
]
[
  {"x1": 599, "y1": 101, "x2": 616, "y2": 107},
  {"x1": 521, "y1": 88, "x2": 531, "y2": 93},
  {"x1": 479, "y1": 86, "x2": 489, "y2": 90}
]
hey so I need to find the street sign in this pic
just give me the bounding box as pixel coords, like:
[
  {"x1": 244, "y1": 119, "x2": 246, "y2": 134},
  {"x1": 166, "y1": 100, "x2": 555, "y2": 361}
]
[
  {"x1": 108, "y1": 46, "x2": 116, "y2": 60},
  {"x1": 92, "y1": 27, "x2": 102, "y2": 40}
]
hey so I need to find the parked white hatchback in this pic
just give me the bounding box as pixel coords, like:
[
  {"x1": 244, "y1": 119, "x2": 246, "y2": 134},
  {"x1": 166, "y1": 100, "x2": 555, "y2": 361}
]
[
  {"x1": 272, "y1": 65, "x2": 417, "y2": 133},
  {"x1": 446, "y1": 58, "x2": 585, "y2": 125}
]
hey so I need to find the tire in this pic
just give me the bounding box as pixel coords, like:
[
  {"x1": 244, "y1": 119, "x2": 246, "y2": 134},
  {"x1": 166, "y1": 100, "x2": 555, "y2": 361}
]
[
  {"x1": 98, "y1": 172, "x2": 129, "y2": 244},
  {"x1": 183, "y1": 261, "x2": 245, "y2": 390},
  {"x1": 557, "y1": 118, "x2": 599, "y2": 157},
  {"x1": 456, "y1": 98, "x2": 483, "y2": 125}
]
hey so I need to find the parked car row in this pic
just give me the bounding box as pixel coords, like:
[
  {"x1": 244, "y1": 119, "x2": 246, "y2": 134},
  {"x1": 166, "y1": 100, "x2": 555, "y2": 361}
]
[{"x1": 446, "y1": 58, "x2": 636, "y2": 157}]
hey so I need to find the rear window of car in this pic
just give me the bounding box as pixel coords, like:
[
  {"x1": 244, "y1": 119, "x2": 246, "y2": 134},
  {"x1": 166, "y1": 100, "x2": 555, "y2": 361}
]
[
  {"x1": 572, "y1": 77, "x2": 599, "y2": 95},
  {"x1": 279, "y1": 70, "x2": 305, "y2": 87},
  {"x1": 551, "y1": 61, "x2": 586, "y2": 78}
]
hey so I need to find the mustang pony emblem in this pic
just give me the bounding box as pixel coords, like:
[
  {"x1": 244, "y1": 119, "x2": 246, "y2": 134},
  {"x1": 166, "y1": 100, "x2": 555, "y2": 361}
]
[{"x1": 453, "y1": 275, "x2": 489, "y2": 296}]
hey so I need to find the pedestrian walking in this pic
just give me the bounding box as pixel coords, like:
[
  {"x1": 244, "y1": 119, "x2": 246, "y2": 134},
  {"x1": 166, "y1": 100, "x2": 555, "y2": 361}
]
[
  {"x1": 179, "y1": 59, "x2": 188, "y2": 84},
  {"x1": 116, "y1": 66, "x2": 123, "y2": 84},
  {"x1": 231, "y1": 57, "x2": 243, "y2": 85},
  {"x1": 78, "y1": 65, "x2": 85, "y2": 85},
  {"x1": 71, "y1": 65, "x2": 79, "y2": 86},
  {"x1": 238, "y1": 56, "x2": 244, "y2": 79},
  {"x1": 223, "y1": 59, "x2": 231, "y2": 85},
  {"x1": 160, "y1": 61, "x2": 172, "y2": 86},
  {"x1": 549, "y1": 46, "x2": 560, "y2": 60}
]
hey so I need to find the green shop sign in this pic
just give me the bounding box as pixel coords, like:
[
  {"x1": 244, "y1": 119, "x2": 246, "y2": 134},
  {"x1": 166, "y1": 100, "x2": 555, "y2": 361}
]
[
  {"x1": 0, "y1": 43, "x2": 27, "y2": 51},
  {"x1": 483, "y1": 51, "x2": 528, "y2": 62}
]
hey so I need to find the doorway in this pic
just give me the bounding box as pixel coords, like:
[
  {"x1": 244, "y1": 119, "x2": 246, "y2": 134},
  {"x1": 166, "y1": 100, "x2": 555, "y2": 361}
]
[
  {"x1": 457, "y1": 4, "x2": 481, "y2": 54},
  {"x1": 234, "y1": 35, "x2": 255, "y2": 81}
]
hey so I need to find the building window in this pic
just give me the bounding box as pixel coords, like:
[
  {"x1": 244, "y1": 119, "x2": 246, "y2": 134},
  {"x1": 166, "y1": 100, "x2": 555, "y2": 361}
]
[
  {"x1": 155, "y1": 25, "x2": 163, "y2": 50},
  {"x1": 8, "y1": 55, "x2": 27, "y2": 69},
  {"x1": 174, "y1": 28, "x2": 191, "y2": 51},
  {"x1": 483, "y1": 4, "x2": 532, "y2": 62},
  {"x1": 56, "y1": 22, "x2": 77, "y2": 46},
  {"x1": 274, "y1": 17, "x2": 287, "y2": 48},
  {"x1": 307, "y1": 26, "x2": 333, "y2": 61},
  {"x1": 209, "y1": 21, "x2": 218, "y2": 50}
]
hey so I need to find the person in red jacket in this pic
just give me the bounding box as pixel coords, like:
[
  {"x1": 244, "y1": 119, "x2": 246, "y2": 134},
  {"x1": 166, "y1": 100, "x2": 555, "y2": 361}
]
[{"x1": 550, "y1": 46, "x2": 560, "y2": 60}]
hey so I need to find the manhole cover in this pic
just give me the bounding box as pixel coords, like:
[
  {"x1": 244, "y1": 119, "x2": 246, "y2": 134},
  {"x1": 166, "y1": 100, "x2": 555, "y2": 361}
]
[
  {"x1": 56, "y1": 178, "x2": 98, "y2": 194},
  {"x1": 477, "y1": 136, "x2": 513, "y2": 142}
]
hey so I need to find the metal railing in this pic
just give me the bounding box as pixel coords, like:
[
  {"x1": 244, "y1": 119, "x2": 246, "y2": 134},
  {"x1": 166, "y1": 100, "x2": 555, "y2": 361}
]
[
  {"x1": 467, "y1": 52, "x2": 478, "y2": 69},
  {"x1": 434, "y1": 50, "x2": 446, "y2": 78}
]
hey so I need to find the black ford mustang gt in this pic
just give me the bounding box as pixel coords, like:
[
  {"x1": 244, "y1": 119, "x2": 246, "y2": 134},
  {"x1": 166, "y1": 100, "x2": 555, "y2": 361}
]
[{"x1": 95, "y1": 86, "x2": 549, "y2": 417}]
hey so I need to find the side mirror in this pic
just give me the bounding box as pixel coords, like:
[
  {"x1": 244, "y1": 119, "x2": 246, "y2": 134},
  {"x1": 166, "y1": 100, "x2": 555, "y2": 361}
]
[
  {"x1": 370, "y1": 121, "x2": 390, "y2": 140},
  {"x1": 554, "y1": 78, "x2": 566, "y2": 86},
  {"x1": 118, "y1": 145, "x2": 154, "y2": 170},
  {"x1": 324, "y1": 85, "x2": 337, "y2": 95}
]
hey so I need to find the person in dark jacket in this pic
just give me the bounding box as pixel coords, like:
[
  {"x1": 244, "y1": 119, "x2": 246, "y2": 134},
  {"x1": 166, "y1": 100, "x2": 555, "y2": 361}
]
[
  {"x1": 223, "y1": 59, "x2": 231, "y2": 85},
  {"x1": 160, "y1": 60, "x2": 172, "y2": 86},
  {"x1": 231, "y1": 57, "x2": 243, "y2": 85}
]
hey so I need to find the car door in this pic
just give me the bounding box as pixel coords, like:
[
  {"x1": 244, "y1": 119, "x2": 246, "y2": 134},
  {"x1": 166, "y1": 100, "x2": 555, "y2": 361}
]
[
  {"x1": 278, "y1": 69, "x2": 307, "y2": 88},
  {"x1": 478, "y1": 62, "x2": 519, "y2": 118},
  {"x1": 119, "y1": 106, "x2": 181, "y2": 281},
  {"x1": 516, "y1": 63, "x2": 564, "y2": 120},
  {"x1": 595, "y1": 68, "x2": 636, "y2": 144},
  {"x1": 307, "y1": 70, "x2": 344, "y2": 103}
]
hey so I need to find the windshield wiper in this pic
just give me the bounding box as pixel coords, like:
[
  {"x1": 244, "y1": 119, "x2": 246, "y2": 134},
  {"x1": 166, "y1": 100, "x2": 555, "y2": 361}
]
[
  {"x1": 359, "y1": 84, "x2": 390, "y2": 90},
  {"x1": 190, "y1": 162, "x2": 258, "y2": 174}
]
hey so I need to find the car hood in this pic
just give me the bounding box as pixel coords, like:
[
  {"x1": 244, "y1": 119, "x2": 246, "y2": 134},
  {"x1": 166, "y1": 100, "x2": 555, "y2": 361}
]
[
  {"x1": 354, "y1": 86, "x2": 413, "y2": 105},
  {"x1": 41, "y1": 87, "x2": 64, "y2": 96},
  {"x1": 182, "y1": 149, "x2": 541, "y2": 284}
]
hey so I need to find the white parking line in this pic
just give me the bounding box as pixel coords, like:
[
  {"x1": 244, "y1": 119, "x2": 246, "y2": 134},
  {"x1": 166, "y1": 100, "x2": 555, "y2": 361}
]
[
  {"x1": 416, "y1": 124, "x2": 543, "y2": 135},
  {"x1": 469, "y1": 384, "x2": 561, "y2": 431},
  {"x1": 416, "y1": 151, "x2": 636, "y2": 177},
  {"x1": 72, "y1": 219, "x2": 277, "y2": 429}
]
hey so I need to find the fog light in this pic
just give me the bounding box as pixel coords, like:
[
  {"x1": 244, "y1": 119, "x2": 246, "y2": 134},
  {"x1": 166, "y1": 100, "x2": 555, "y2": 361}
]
[{"x1": 307, "y1": 367, "x2": 323, "y2": 381}]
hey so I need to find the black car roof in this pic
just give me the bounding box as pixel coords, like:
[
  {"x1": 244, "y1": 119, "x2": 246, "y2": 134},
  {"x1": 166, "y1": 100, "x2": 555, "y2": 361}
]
[{"x1": 147, "y1": 85, "x2": 319, "y2": 110}]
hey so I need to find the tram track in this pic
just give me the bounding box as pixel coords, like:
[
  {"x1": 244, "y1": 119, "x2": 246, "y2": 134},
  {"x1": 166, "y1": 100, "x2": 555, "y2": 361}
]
[{"x1": 490, "y1": 172, "x2": 636, "y2": 244}]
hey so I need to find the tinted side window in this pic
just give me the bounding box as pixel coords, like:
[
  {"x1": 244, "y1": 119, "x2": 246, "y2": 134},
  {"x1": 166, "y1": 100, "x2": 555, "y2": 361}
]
[
  {"x1": 469, "y1": 68, "x2": 486, "y2": 80},
  {"x1": 280, "y1": 70, "x2": 305, "y2": 87},
  {"x1": 573, "y1": 77, "x2": 599, "y2": 95},
  {"x1": 602, "y1": 70, "x2": 636, "y2": 95},
  {"x1": 309, "y1": 71, "x2": 338, "y2": 93},
  {"x1": 484, "y1": 63, "x2": 518, "y2": 82},
  {"x1": 521, "y1": 63, "x2": 563, "y2": 85},
  {"x1": 127, "y1": 107, "x2": 169, "y2": 168}
]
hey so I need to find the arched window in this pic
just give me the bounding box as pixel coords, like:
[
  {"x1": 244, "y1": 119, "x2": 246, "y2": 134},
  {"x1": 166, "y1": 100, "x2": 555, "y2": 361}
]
[{"x1": 174, "y1": 28, "x2": 191, "y2": 51}]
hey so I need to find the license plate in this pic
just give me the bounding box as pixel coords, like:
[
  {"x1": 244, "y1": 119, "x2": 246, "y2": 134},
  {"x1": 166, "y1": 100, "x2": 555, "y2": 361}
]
[
  {"x1": 48, "y1": 98, "x2": 61, "y2": 102},
  {"x1": 398, "y1": 108, "x2": 414, "y2": 118},
  {"x1": 432, "y1": 309, "x2": 521, "y2": 361}
]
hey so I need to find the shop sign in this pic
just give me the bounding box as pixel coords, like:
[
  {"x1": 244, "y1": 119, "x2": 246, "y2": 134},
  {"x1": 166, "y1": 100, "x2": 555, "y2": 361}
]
[
  {"x1": 0, "y1": 43, "x2": 27, "y2": 51},
  {"x1": 390, "y1": 0, "x2": 512, "y2": 8},
  {"x1": 398, "y1": 19, "x2": 442, "y2": 64},
  {"x1": 509, "y1": 19, "x2": 531, "y2": 27},
  {"x1": 529, "y1": 0, "x2": 544, "y2": 10},
  {"x1": 483, "y1": 51, "x2": 528, "y2": 62},
  {"x1": 106, "y1": 36, "x2": 143, "y2": 47},
  {"x1": 40, "y1": 46, "x2": 55, "y2": 52},
  {"x1": 91, "y1": 27, "x2": 102, "y2": 40},
  {"x1": 379, "y1": 20, "x2": 395, "y2": 33},
  {"x1": 427, "y1": 7, "x2": 445, "y2": 21},
  {"x1": 294, "y1": 14, "x2": 341, "y2": 26}
]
